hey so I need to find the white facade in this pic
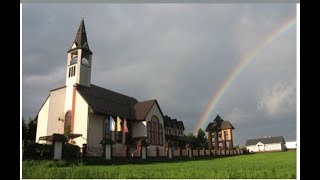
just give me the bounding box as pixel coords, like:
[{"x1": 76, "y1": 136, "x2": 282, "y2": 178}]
[
  {"x1": 246, "y1": 142, "x2": 285, "y2": 152},
  {"x1": 131, "y1": 121, "x2": 147, "y2": 138},
  {"x1": 36, "y1": 97, "x2": 50, "y2": 143},
  {"x1": 47, "y1": 88, "x2": 66, "y2": 136},
  {"x1": 285, "y1": 141, "x2": 297, "y2": 149},
  {"x1": 72, "y1": 92, "x2": 89, "y2": 147},
  {"x1": 36, "y1": 87, "x2": 67, "y2": 143}
]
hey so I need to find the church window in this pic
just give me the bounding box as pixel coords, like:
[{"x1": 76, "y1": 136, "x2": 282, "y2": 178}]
[
  {"x1": 159, "y1": 124, "x2": 163, "y2": 145},
  {"x1": 147, "y1": 116, "x2": 163, "y2": 145},
  {"x1": 81, "y1": 56, "x2": 90, "y2": 66},
  {"x1": 70, "y1": 55, "x2": 78, "y2": 65},
  {"x1": 64, "y1": 111, "x2": 71, "y2": 135},
  {"x1": 147, "y1": 122, "x2": 151, "y2": 143}
]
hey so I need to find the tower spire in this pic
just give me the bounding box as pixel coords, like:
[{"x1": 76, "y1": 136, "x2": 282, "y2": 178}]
[{"x1": 68, "y1": 19, "x2": 92, "y2": 54}]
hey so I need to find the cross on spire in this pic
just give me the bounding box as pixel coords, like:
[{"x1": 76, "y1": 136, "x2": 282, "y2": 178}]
[{"x1": 82, "y1": 9, "x2": 87, "y2": 20}]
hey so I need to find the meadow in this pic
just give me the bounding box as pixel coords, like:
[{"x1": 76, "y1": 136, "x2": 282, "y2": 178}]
[{"x1": 22, "y1": 151, "x2": 296, "y2": 179}]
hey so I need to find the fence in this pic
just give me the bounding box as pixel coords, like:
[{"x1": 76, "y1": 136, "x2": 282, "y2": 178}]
[{"x1": 85, "y1": 144, "x2": 248, "y2": 159}]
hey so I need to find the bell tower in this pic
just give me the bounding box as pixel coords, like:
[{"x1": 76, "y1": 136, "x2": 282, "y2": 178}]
[
  {"x1": 64, "y1": 19, "x2": 93, "y2": 128},
  {"x1": 65, "y1": 19, "x2": 93, "y2": 88}
]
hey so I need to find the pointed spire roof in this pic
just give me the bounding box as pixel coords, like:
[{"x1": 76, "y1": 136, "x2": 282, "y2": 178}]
[
  {"x1": 68, "y1": 19, "x2": 92, "y2": 54},
  {"x1": 205, "y1": 114, "x2": 235, "y2": 132},
  {"x1": 213, "y1": 114, "x2": 223, "y2": 122}
]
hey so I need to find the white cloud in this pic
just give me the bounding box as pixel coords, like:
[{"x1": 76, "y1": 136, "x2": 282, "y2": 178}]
[{"x1": 257, "y1": 81, "x2": 296, "y2": 116}]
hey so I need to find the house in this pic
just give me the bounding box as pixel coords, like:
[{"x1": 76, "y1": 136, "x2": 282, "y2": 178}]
[
  {"x1": 245, "y1": 136, "x2": 286, "y2": 152},
  {"x1": 205, "y1": 115, "x2": 235, "y2": 150},
  {"x1": 285, "y1": 141, "x2": 297, "y2": 150},
  {"x1": 35, "y1": 19, "x2": 185, "y2": 157},
  {"x1": 163, "y1": 115, "x2": 188, "y2": 149}
]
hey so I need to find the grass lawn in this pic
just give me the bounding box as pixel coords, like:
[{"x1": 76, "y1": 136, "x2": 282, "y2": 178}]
[{"x1": 22, "y1": 151, "x2": 296, "y2": 179}]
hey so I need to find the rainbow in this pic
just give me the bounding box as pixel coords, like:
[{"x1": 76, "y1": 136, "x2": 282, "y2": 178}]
[{"x1": 193, "y1": 17, "x2": 296, "y2": 134}]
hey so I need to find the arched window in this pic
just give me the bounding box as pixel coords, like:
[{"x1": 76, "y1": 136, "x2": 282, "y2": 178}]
[
  {"x1": 70, "y1": 55, "x2": 78, "y2": 65},
  {"x1": 65, "y1": 111, "x2": 71, "y2": 133},
  {"x1": 103, "y1": 118, "x2": 111, "y2": 139},
  {"x1": 147, "y1": 116, "x2": 163, "y2": 145}
]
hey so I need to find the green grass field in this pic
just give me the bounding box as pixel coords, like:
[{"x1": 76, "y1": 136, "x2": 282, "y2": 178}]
[{"x1": 22, "y1": 151, "x2": 296, "y2": 179}]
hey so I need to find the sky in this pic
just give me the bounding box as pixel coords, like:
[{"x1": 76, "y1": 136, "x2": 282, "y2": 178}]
[{"x1": 22, "y1": 3, "x2": 297, "y2": 146}]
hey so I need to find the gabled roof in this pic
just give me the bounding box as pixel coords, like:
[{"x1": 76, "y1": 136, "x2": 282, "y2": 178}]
[
  {"x1": 205, "y1": 115, "x2": 235, "y2": 132},
  {"x1": 68, "y1": 19, "x2": 92, "y2": 54},
  {"x1": 133, "y1": 99, "x2": 163, "y2": 120},
  {"x1": 245, "y1": 136, "x2": 285, "y2": 146},
  {"x1": 76, "y1": 84, "x2": 138, "y2": 119}
]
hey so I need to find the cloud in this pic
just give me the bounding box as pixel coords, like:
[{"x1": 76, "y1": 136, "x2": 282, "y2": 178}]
[
  {"x1": 257, "y1": 81, "x2": 296, "y2": 116},
  {"x1": 225, "y1": 107, "x2": 254, "y2": 124}
]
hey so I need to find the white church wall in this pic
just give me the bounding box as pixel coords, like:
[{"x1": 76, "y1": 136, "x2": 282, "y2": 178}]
[
  {"x1": 64, "y1": 83, "x2": 76, "y2": 112},
  {"x1": 65, "y1": 51, "x2": 77, "y2": 113},
  {"x1": 72, "y1": 92, "x2": 89, "y2": 147},
  {"x1": 87, "y1": 113, "x2": 104, "y2": 156},
  {"x1": 47, "y1": 88, "x2": 66, "y2": 136},
  {"x1": 35, "y1": 96, "x2": 50, "y2": 143},
  {"x1": 75, "y1": 49, "x2": 81, "y2": 84},
  {"x1": 145, "y1": 103, "x2": 165, "y2": 147},
  {"x1": 131, "y1": 121, "x2": 147, "y2": 138}
]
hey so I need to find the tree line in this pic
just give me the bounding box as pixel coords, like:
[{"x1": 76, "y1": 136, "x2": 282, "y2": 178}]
[
  {"x1": 22, "y1": 117, "x2": 37, "y2": 142},
  {"x1": 187, "y1": 128, "x2": 208, "y2": 149}
]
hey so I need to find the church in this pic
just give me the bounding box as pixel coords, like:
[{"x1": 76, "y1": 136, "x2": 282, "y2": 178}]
[{"x1": 35, "y1": 19, "x2": 187, "y2": 157}]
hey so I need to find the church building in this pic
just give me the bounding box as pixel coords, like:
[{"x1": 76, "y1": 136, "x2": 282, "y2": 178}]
[{"x1": 35, "y1": 19, "x2": 186, "y2": 157}]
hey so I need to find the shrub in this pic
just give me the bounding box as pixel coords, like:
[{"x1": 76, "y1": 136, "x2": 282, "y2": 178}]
[
  {"x1": 23, "y1": 142, "x2": 53, "y2": 159},
  {"x1": 63, "y1": 143, "x2": 80, "y2": 158}
]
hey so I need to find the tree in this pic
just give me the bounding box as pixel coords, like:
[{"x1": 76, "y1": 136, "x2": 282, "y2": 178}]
[
  {"x1": 22, "y1": 118, "x2": 28, "y2": 140},
  {"x1": 195, "y1": 128, "x2": 207, "y2": 149},
  {"x1": 27, "y1": 117, "x2": 37, "y2": 141},
  {"x1": 186, "y1": 133, "x2": 197, "y2": 149},
  {"x1": 64, "y1": 125, "x2": 71, "y2": 141}
]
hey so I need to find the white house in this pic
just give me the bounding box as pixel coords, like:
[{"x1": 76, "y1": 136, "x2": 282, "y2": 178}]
[
  {"x1": 35, "y1": 19, "x2": 187, "y2": 157},
  {"x1": 285, "y1": 141, "x2": 297, "y2": 150},
  {"x1": 245, "y1": 136, "x2": 286, "y2": 152}
]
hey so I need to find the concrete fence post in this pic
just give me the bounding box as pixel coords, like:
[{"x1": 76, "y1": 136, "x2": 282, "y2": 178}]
[
  {"x1": 142, "y1": 146, "x2": 147, "y2": 160},
  {"x1": 169, "y1": 147, "x2": 172, "y2": 159},
  {"x1": 53, "y1": 141, "x2": 63, "y2": 160},
  {"x1": 105, "y1": 144, "x2": 112, "y2": 160}
]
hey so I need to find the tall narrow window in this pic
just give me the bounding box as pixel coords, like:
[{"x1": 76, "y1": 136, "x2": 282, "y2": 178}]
[
  {"x1": 64, "y1": 111, "x2": 71, "y2": 134},
  {"x1": 147, "y1": 116, "x2": 163, "y2": 145},
  {"x1": 159, "y1": 124, "x2": 163, "y2": 145},
  {"x1": 147, "y1": 122, "x2": 151, "y2": 143}
]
